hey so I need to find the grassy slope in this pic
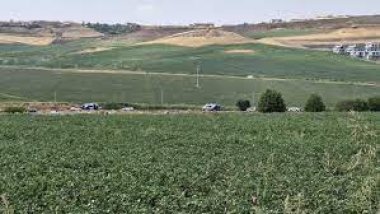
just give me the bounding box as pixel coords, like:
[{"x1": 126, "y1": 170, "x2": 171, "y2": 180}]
[
  {"x1": 0, "y1": 113, "x2": 377, "y2": 213},
  {"x1": 0, "y1": 67, "x2": 378, "y2": 106},
  {"x1": 0, "y1": 41, "x2": 379, "y2": 83}
]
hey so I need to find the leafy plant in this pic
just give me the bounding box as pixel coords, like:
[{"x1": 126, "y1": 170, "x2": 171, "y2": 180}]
[{"x1": 0, "y1": 114, "x2": 377, "y2": 212}]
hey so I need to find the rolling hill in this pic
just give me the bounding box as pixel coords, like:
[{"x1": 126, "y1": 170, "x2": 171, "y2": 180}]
[{"x1": 0, "y1": 16, "x2": 379, "y2": 106}]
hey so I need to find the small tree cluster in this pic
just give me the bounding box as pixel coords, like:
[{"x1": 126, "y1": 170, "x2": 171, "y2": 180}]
[
  {"x1": 86, "y1": 22, "x2": 141, "y2": 35},
  {"x1": 258, "y1": 89, "x2": 286, "y2": 113},
  {"x1": 304, "y1": 94, "x2": 326, "y2": 112},
  {"x1": 3, "y1": 107, "x2": 27, "y2": 114},
  {"x1": 368, "y1": 96, "x2": 380, "y2": 112},
  {"x1": 236, "y1": 100, "x2": 251, "y2": 111},
  {"x1": 102, "y1": 102, "x2": 128, "y2": 110},
  {"x1": 336, "y1": 99, "x2": 369, "y2": 112}
]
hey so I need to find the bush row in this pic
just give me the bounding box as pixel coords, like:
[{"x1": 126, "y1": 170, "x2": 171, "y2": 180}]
[{"x1": 236, "y1": 89, "x2": 380, "y2": 113}]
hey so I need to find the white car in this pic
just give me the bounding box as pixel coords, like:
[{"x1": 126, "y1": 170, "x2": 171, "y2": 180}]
[
  {"x1": 202, "y1": 103, "x2": 221, "y2": 112},
  {"x1": 122, "y1": 107, "x2": 135, "y2": 112},
  {"x1": 287, "y1": 107, "x2": 302, "y2": 112}
]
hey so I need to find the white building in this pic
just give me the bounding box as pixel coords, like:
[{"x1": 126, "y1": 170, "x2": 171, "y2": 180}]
[{"x1": 333, "y1": 42, "x2": 380, "y2": 60}]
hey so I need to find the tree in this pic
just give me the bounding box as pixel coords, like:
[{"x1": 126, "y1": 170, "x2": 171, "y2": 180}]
[
  {"x1": 236, "y1": 100, "x2": 251, "y2": 111},
  {"x1": 368, "y1": 96, "x2": 380, "y2": 112},
  {"x1": 335, "y1": 99, "x2": 369, "y2": 112},
  {"x1": 258, "y1": 89, "x2": 286, "y2": 113},
  {"x1": 304, "y1": 94, "x2": 326, "y2": 112}
]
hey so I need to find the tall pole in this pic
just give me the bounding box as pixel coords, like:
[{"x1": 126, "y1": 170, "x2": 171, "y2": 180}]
[
  {"x1": 160, "y1": 88, "x2": 164, "y2": 105},
  {"x1": 252, "y1": 92, "x2": 255, "y2": 108},
  {"x1": 196, "y1": 63, "x2": 201, "y2": 88}
]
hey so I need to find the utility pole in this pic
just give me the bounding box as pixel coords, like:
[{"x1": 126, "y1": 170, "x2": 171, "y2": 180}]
[
  {"x1": 54, "y1": 91, "x2": 57, "y2": 104},
  {"x1": 252, "y1": 92, "x2": 255, "y2": 108},
  {"x1": 160, "y1": 88, "x2": 164, "y2": 105},
  {"x1": 196, "y1": 63, "x2": 201, "y2": 88}
]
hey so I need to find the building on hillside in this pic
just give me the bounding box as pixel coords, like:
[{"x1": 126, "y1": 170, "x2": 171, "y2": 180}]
[
  {"x1": 271, "y1": 19, "x2": 284, "y2": 24},
  {"x1": 332, "y1": 42, "x2": 380, "y2": 60},
  {"x1": 190, "y1": 23, "x2": 215, "y2": 28}
]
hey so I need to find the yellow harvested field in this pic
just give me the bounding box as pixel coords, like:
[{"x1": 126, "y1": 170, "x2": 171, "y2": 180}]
[
  {"x1": 142, "y1": 29, "x2": 254, "y2": 47},
  {"x1": 0, "y1": 34, "x2": 54, "y2": 46},
  {"x1": 258, "y1": 27, "x2": 380, "y2": 48},
  {"x1": 224, "y1": 49, "x2": 255, "y2": 54}
]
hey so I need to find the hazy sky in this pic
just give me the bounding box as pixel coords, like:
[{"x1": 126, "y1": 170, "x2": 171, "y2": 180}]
[{"x1": 2, "y1": 0, "x2": 380, "y2": 25}]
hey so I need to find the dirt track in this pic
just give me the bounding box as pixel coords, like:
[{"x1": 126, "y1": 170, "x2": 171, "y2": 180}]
[{"x1": 1, "y1": 65, "x2": 377, "y2": 87}]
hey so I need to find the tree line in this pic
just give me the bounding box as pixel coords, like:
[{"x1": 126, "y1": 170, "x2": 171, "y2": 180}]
[
  {"x1": 84, "y1": 22, "x2": 141, "y2": 35},
  {"x1": 236, "y1": 89, "x2": 380, "y2": 113}
]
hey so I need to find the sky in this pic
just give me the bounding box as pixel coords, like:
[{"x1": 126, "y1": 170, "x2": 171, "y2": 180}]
[{"x1": 2, "y1": 0, "x2": 380, "y2": 25}]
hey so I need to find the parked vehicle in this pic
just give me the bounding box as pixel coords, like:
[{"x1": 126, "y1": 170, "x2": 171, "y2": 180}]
[
  {"x1": 27, "y1": 108, "x2": 38, "y2": 113},
  {"x1": 122, "y1": 107, "x2": 135, "y2": 112},
  {"x1": 287, "y1": 107, "x2": 302, "y2": 112},
  {"x1": 202, "y1": 103, "x2": 222, "y2": 112},
  {"x1": 81, "y1": 103, "x2": 99, "y2": 110}
]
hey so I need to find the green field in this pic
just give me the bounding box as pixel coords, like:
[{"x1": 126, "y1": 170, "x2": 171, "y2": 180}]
[
  {"x1": 0, "y1": 67, "x2": 379, "y2": 107},
  {"x1": 0, "y1": 41, "x2": 379, "y2": 83},
  {"x1": 0, "y1": 38, "x2": 379, "y2": 106},
  {"x1": 0, "y1": 113, "x2": 378, "y2": 213}
]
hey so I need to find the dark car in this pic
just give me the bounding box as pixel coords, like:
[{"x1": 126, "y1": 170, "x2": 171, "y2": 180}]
[{"x1": 81, "y1": 103, "x2": 99, "y2": 111}]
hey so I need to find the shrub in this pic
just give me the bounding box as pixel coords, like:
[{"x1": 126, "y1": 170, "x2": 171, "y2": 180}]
[
  {"x1": 236, "y1": 100, "x2": 251, "y2": 111},
  {"x1": 258, "y1": 89, "x2": 286, "y2": 113},
  {"x1": 3, "y1": 107, "x2": 27, "y2": 114},
  {"x1": 335, "y1": 99, "x2": 369, "y2": 112},
  {"x1": 304, "y1": 94, "x2": 326, "y2": 112},
  {"x1": 368, "y1": 96, "x2": 380, "y2": 112},
  {"x1": 102, "y1": 103, "x2": 127, "y2": 110}
]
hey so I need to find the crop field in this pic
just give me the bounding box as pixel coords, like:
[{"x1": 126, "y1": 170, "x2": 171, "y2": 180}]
[
  {"x1": 0, "y1": 41, "x2": 379, "y2": 83},
  {"x1": 0, "y1": 113, "x2": 378, "y2": 213},
  {"x1": 0, "y1": 67, "x2": 379, "y2": 107}
]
